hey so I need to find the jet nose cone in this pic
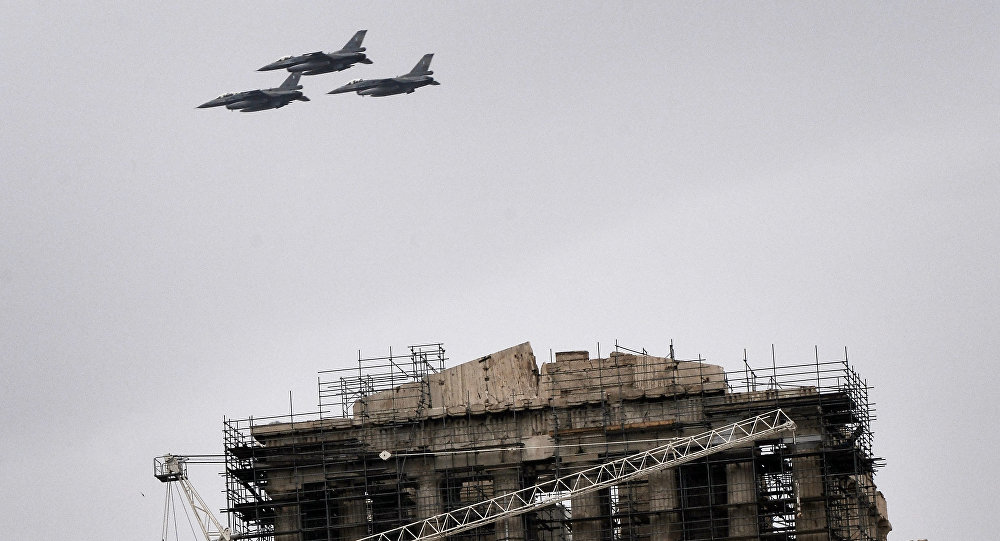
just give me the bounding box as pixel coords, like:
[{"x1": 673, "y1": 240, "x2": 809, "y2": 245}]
[
  {"x1": 258, "y1": 61, "x2": 282, "y2": 71},
  {"x1": 198, "y1": 96, "x2": 230, "y2": 108}
]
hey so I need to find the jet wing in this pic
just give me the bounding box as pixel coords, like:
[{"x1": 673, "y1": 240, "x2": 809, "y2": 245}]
[
  {"x1": 261, "y1": 89, "x2": 301, "y2": 98},
  {"x1": 392, "y1": 75, "x2": 432, "y2": 84},
  {"x1": 322, "y1": 51, "x2": 357, "y2": 60}
]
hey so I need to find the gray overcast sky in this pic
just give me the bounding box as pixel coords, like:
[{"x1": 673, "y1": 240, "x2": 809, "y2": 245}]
[{"x1": 1, "y1": 2, "x2": 997, "y2": 539}]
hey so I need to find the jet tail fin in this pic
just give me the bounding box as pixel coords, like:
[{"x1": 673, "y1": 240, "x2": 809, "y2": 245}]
[
  {"x1": 342, "y1": 30, "x2": 367, "y2": 52},
  {"x1": 279, "y1": 72, "x2": 302, "y2": 89},
  {"x1": 408, "y1": 53, "x2": 434, "y2": 76}
]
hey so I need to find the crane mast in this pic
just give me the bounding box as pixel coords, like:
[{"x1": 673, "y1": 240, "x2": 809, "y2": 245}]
[{"x1": 155, "y1": 454, "x2": 232, "y2": 541}]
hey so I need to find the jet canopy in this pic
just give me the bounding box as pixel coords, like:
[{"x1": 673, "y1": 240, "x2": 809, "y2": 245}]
[{"x1": 215, "y1": 92, "x2": 236, "y2": 99}]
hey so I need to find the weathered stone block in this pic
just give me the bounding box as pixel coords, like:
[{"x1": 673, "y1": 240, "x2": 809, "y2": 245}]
[
  {"x1": 555, "y1": 350, "x2": 590, "y2": 362},
  {"x1": 428, "y1": 342, "x2": 538, "y2": 410}
]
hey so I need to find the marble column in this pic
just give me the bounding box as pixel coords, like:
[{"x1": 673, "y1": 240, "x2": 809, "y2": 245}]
[
  {"x1": 726, "y1": 461, "x2": 757, "y2": 538},
  {"x1": 647, "y1": 468, "x2": 681, "y2": 541},
  {"x1": 494, "y1": 471, "x2": 526, "y2": 541},
  {"x1": 792, "y1": 455, "x2": 827, "y2": 541},
  {"x1": 570, "y1": 488, "x2": 605, "y2": 541},
  {"x1": 415, "y1": 474, "x2": 443, "y2": 520},
  {"x1": 340, "y1": 491, "x2": 369, "y2": 541}
]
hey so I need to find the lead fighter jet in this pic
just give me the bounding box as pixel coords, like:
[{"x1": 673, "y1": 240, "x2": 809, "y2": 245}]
[
  {"x1": 258, "y1": 30, "x2": 372, "y2": 75},
  {"x1": 328, "y1": 54, "x2": 439, "y2": 97},
  {"x1": 197, "y1": 72, "x2": 308, "y2": 112}
]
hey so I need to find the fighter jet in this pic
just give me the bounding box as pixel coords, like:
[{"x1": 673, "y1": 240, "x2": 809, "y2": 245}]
[
  {"x1": 197, "y1": 72, "x2": 309, "y2": 112},
  {"x1": 328, "y1": 54, "x2": 439, "y2": 97},
  {"x1": 258, "y1": 30, "x2": 372, "y2": 75}
]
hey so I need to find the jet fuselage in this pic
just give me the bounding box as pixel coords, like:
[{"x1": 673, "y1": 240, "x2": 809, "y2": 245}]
[
  {"x1": 358, "y1": 78, "x2": 439, "y2": 96},
  {"x1": 329, "y1": 74, "x2": 438, "y2": 97},
  {"x1": 198, "y1": 73, "x2": 308, "y2": 112},
  {"x1": 287, "y1": 53, "x2": 372, "y2": 75},
  {"x1": 327, "y1": 54, "x2": 438, "y2": 97},
  {"x1": 259, "y1": 30, "x2": 371, "y2": 75}
]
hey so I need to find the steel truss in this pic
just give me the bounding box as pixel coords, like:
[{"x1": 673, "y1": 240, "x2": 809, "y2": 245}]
[{"x1": 356, "y1": 409, "x2": 796, "y2": 541}]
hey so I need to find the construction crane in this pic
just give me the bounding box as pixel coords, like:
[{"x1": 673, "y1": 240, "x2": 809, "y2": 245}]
[
  {"x1": 357, "y1": 408, "x2": 796, "y2": 541},
  {"x1": 156, "y1": 409, "x2": 794, "y2": 541},
  {"x1": 155, "y1": 454, "x2": 232, "y2": 541}
]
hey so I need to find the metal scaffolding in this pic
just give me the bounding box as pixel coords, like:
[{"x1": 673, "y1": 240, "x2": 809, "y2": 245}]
[{"x1": 222, "y1": 342, "x2": 888, "y2": 541}]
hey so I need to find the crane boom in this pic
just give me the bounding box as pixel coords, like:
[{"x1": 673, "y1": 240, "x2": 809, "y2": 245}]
[{"x1": 357, "y1": 409, "x2": 796, "y2": 541}]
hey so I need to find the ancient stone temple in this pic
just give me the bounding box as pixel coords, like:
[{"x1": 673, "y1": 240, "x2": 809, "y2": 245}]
[{"x1": 224, "y1": 342, "x2": 890, "y2": 541}]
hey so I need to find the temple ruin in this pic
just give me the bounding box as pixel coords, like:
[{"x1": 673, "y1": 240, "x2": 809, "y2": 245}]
[{"x1": 223, "y1": 342, "x2": 890, "y2": 541}]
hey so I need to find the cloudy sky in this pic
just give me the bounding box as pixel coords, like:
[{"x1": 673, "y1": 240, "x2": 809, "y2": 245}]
[{"x1": 1, "y1": 2, "x2": 997, "y2": 539}]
